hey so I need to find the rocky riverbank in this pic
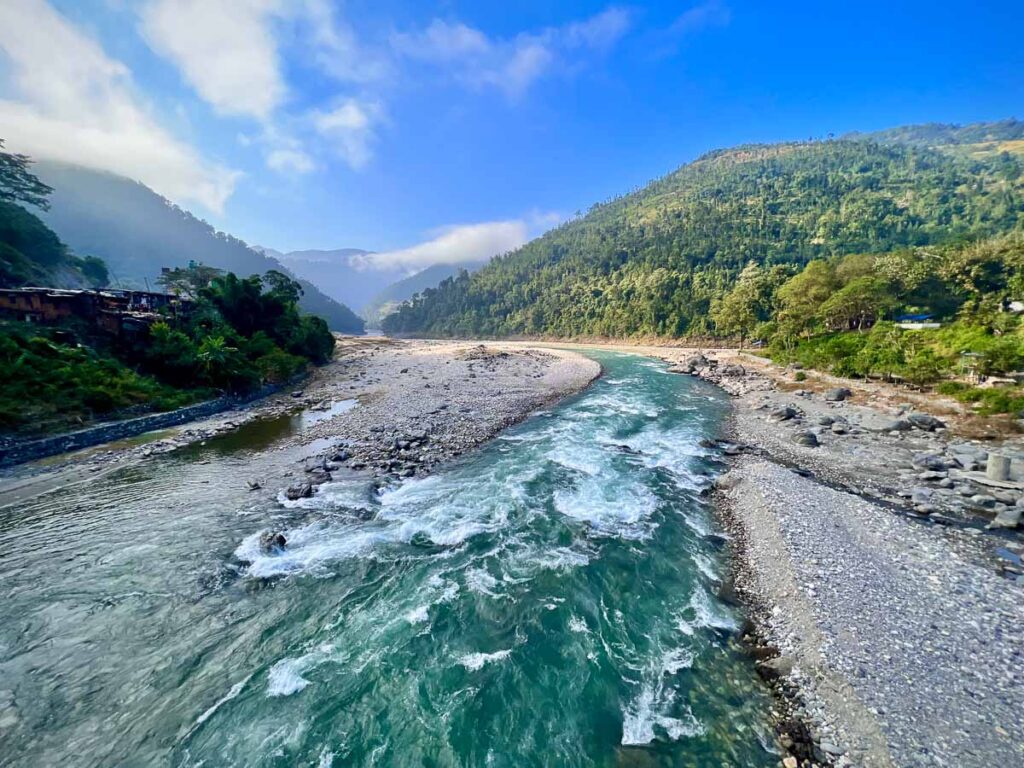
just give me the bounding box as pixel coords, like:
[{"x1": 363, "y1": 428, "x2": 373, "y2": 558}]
[
  {"x1": 0, "y1": 338, "x2": 601, "y2": 508},
  {"x1": 671, "y1": 351, "x2": 1024, "y2": 768}
]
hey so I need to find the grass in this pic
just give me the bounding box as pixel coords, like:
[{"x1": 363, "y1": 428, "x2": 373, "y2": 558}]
[{"x1": 0, "y1": 322, "x2": 211, "y2": 437}]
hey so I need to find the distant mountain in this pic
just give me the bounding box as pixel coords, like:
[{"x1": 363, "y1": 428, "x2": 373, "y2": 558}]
[
  {"x1": 33, "y1": 162, "x2": 364, "y2": 333},
  {"x1": 362, "y1": 261, "x2": 486, "y2": 326},
  {"x1": 256, "y1": 246, "x2": 400, "y2": 312},
  {"x1": 384, "y1": 120, "x2": 1024, "y2": 338}
]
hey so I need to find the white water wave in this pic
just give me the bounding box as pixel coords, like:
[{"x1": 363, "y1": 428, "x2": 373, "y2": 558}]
[
  {"x1": 621, "y1": 683, "x2": 705, "y2": 745},
  {"x1": 458, "y1": 649, "x2": 512, "y2": 671},
  {"x1": 191, "y1": 672, "x2": 253, "y2": 729}
]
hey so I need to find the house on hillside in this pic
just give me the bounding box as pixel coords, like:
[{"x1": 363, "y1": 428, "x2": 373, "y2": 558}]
[{"x1": 896, "y1": 313, "x2": 942, "y2": 330}]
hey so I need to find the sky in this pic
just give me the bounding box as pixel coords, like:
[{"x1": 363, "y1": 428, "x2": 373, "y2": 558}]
[{"x1": 0, "y1": 0, "x2": 1022, "y2": 271}]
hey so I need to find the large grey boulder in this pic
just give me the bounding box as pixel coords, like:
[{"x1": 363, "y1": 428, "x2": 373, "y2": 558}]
[
  {"x1": 824, "y1": 387, "x2": 852, "y2": 402},
  {"x1": 988, "y1": 507, "x2": 1022, "y2": 529},
  {"x1": 913, "y1": 453, "x2": 949, "y2": 471},
  {"x1": 285, "y1": 483, "x2": 314, "y2": 500},
  {"x1": 792, "y1": 431, "x2": 819, "y2": 447},
  {"x1": 906, "y1": 413, "x2": 946, "y2": 431},
  {"x1": 259, "y1": 531, "x2": 287, "y2": 552},
  {"x1": 860, "y1": 413, "x2": 912, "y2": 432},
  {"x1": 769, "y1": 406, "x2": 799, "y2": 422}
]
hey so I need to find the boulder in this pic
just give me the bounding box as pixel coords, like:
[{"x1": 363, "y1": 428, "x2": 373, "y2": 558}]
[
  {"x1": 817, "y1": 415, "x2": 835, "y2": 426},
  {"x1": 969, "y1": 494, "x2": 997, "y2": 510},
  {"x1": 285, "y1": 483, "x2": 314, "y2": 501},
  {"x1": 912, "y1": 453, "x2": 949, "y2": 471},
  {"x1": 860, "y1": 413, "x2": 912, "y2": 432},
  {"x1": 824, "y1": 387, "x2": 852, "y2": 402},
  {"x1": 259, "y1": 531, "x2": 287, "y2": 552},
  {"x1": 988, "y1": 507, "x2": 1023, "y2": 529},
  {"x1": 906, "y1": 413, "x2": 946, "y2": 431},
  {"x1": 831, "y1": 422, "x2": 849, "y2": 435},
  {"x1": 720, "y1": 364, "x2": 746, "y2": 377},
  {"x1": 756, "y1": 656, "x2": 795, "y2": 681},
  {"x1": 769, "y1": 406, "x2": 799, "y2": 423},
  {"x1": 792, "y1": 431, "x2": 819, "y2": 447},
  {"x1": 307, "y1": 469, "x2": 332, "y2": 485}
]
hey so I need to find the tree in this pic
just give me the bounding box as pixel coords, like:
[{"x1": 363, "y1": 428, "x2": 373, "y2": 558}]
[
  {"x1": 0, "y1": 139, "x2": 53, "y2": 210},
  {"x1": 711, "y1": 262, "x2": 788, "y2": 344},
  {"x1": 818, "y1": 277, "x2": 898, "y2": 331},
  {"x1": 775, "y1": 260, "x2": 837, "y2": 340}
]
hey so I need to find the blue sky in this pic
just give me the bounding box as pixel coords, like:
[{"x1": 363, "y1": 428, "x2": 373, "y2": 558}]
[{"x1": 0, "y1": 1, "x2": 1022, "y2": 270}]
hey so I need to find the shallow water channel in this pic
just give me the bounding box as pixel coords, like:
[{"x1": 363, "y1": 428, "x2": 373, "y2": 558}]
[{"x1": 0, "y1": 352, "x2": 776, "y2": 767}]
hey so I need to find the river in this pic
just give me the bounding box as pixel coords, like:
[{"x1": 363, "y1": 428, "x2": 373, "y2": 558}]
[{"x1": 0, "y1": 352, "x2": 776, "y2": 767}]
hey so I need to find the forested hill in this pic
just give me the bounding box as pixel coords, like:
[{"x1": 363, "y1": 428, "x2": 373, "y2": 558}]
[
  {"x1": 383, "y1": 131, "x2": 1024, "y2": 338},
  {"x1": 34, "y1": 162, "x2": 365, "y2": 334}
]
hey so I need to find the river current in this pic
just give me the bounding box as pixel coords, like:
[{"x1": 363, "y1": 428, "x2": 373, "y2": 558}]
[{"x1": 0, "y1": 352, "x2": 776, "y2": 766}]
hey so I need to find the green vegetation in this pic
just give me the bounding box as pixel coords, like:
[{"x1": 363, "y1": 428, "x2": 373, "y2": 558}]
[
  {"x1": 383, "y1": 123, "x2": 1024, "y2": 412},
  {"x1": 0, "y1": 141, "x2": 108, "y2": 289},
  {"x1": 0, "y1": 266, "x2": 336, "y2": 435},
  {"x1": 0, "y1": 144, "x2": 338, "y2": 436},
  {"x1": 0, "y1": 322, "x2": 207, "y2": 435},
  {"x1": 384, "y1": 136, "x2": 1024, "y2": 338}
]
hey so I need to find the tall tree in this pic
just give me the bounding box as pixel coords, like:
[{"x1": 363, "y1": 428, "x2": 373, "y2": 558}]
[{"x1": 0, "y1": 139, "x2": 53, "y2": 210}]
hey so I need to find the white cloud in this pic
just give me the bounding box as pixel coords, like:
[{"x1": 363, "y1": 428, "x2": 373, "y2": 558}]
[
  {"x1": 313, "y1": 99, "x2": 384, "y2": 170},
  {"x1": 297, "y1": 0, "x2": 392, "y2": 83},
  {"x1": 359, "y1": 220, "x2": 529, "y2": 271},
  {"x1": 140, "y1": 0, "x2": 286, "y2": 120},
  {"x1": 266, "y1": 148, "x2": 315, "y2": 174},
  {"x1": 0, "y1": 0, "x2": 238, "y2": 212},
  {"x1": 652, "y1": 1, "x2": 731, "y2": 57},
  {"x1": 392, "y1": 7, "x2": 632, "y2": 99}
]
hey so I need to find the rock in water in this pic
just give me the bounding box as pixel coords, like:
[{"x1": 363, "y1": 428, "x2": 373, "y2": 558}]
[
  {"x1": 285, "y1": 483, "x2": 313, "y2": 500},
  {"x1": 259, "y1": 531, "x2": 287, "y2": 552},
  {"x1": 824, "y1": 387, "x2": 852, "y2": 401}
]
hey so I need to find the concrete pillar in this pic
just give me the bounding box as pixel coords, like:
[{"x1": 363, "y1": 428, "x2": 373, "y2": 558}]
[{"x1": 986, "y1": 453, "x2": 1011, "y2": 482}]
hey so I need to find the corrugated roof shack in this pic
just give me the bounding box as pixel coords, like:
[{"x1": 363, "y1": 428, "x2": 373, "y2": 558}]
[{"x1": 0, "y1": 287, "x2": 193, "y2": 337}]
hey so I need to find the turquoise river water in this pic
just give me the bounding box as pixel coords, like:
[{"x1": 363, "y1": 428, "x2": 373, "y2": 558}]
[{"x1": 0, "y1": 352, "x2": 777, "y2": 767}]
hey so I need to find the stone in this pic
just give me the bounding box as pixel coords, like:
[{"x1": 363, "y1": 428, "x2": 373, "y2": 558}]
[
  {"x1": 911, "y1": 487, "x2": 934, "y2": 505},
  {"x1": 907, "y1": 413, "x2": 946, "y2": 431},
  {"x1": 824, "y1": 387, "x2": 852, "y2": 402},
  {"x1": 817, "y1": 415, "x2": 835, "y2": 426},
  {"x1": 792, "y1": 431, "x2": 819, "y2": 447},
  {"x1": 831, "y1": 422, "x2": 849, "y2": 434},
  {"x1": 860, "y1": 413, "x2": 912, "y2": 432},
  {"x1": 783, "y1": 758, "x2": 798, "y2": 768},
  {"x1": 756, "y1": 655, "x2": 794, "y2": 680},
  {"x1": 259, "y1": 531, "x2": 287, "y2": 552},
  {"x1": 912, "y1": 453, "x2": 949, "y2": 471},
  {"x1": 918, "y1": 470, "x2": 947, "y2": 481},
  {"x1": 769, "y1": 406, "x2": 798, "y2": 422},
  {"x1": 987, "y1": 507, "x2": 1021, "y2": 529},
  {"x1": 285, "y1": 483, "x2": 314, "y2": 500},
  {"x1": 969, "y1": 494, "x2": 997, "y2": 510},
  {"x1": 720, "y1": 364, "x2": 746, "y2": 377}
]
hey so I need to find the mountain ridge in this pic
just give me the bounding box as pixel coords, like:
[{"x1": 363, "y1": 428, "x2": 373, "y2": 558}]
[
  {"x1": 32, "y1": 161, "x2": 365, "y2": 333},
  {"x1": 383, "y1": 120, "x2": 1024, "y2": 338}
]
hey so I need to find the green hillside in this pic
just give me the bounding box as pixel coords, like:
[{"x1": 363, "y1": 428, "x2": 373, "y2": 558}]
[
  {"x1": 362, "y1": 261, "x2": 485, "y2": 326},
  {"x1": 0, "y1": 141, "x2": 107, "y2": 289},
  {"x1": 35, "y1": 162, "x2": 365, "y2": 334},
  {"x1": 383, "y1": 131, "x2": 1024, "y2": 338}
]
